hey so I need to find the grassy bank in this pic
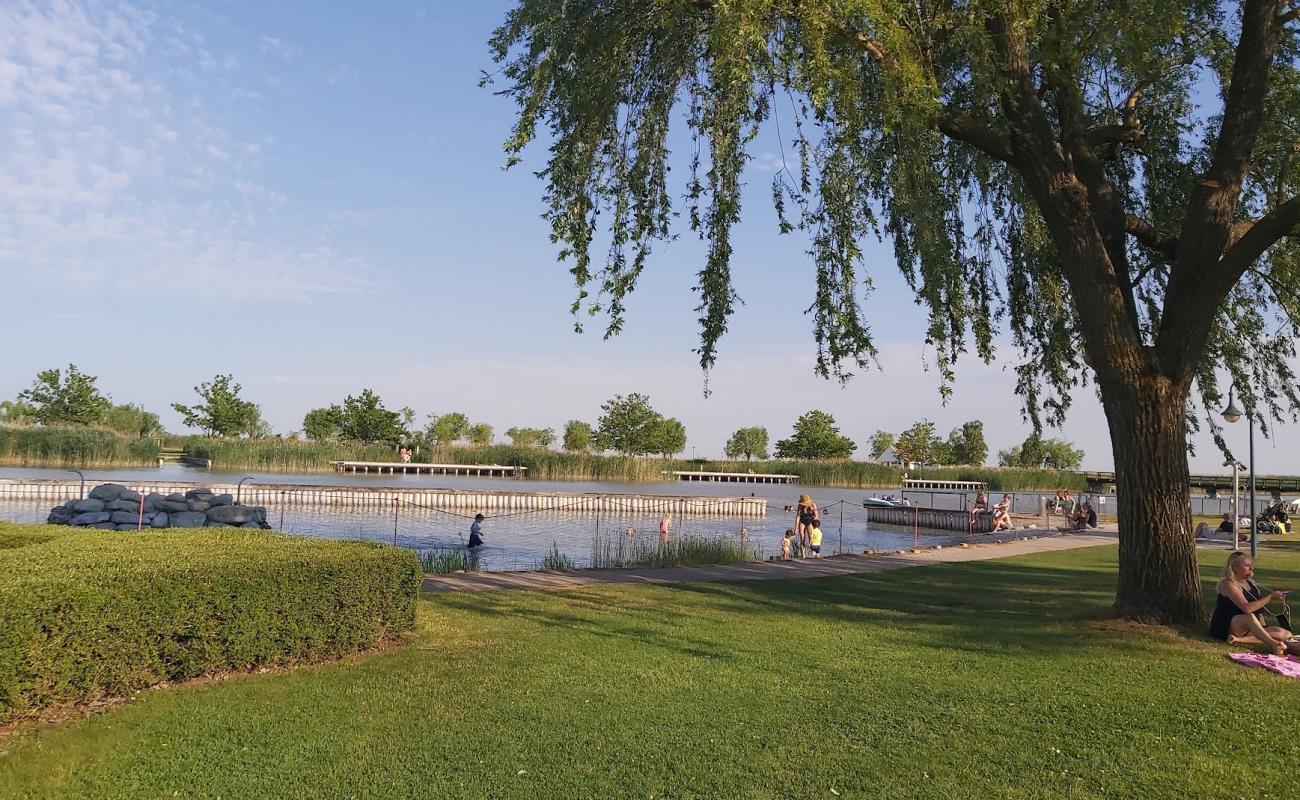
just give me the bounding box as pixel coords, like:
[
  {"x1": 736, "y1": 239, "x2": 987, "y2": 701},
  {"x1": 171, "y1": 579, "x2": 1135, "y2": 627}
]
[
  {"x1": 0, "y1": 426, "x2": 159, "y2": 468},
  {"x1": 178, "y1": 437, "x2": 1085, "y2": 490},
  {"x1": 2, "y1": 544, "x2": 1298, "y2": 798}
]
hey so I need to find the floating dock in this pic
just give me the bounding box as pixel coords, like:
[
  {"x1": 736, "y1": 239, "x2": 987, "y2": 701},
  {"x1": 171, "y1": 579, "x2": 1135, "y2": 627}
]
[
  {"x1": 331, "y1": 461, "x2": 526, "y2": 478},
  {"x1": 865, "y1": 505, "x2": 992, "y2": 533},
  {"x1": 0, "y1": 479, "x2": 766, "y2": 517},
  {"x1": 667, "y1": 470, "x2": 798, "y2": 484}
]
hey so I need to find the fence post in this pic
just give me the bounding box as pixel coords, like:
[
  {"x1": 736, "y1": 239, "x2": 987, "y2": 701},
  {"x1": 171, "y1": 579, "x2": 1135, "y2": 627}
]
[
  {"x1": 137, "y1": 491, "x2": 145, "y2": 531},
  {"x1": 392, "y1": 497, "x2": 399, "y2": 547},
  {"x1": 838, "y1": 499, "x2": 844, "y2": 555},
  {"x1": 278, "y1": 491, "x2": 286, "y2": 532}
]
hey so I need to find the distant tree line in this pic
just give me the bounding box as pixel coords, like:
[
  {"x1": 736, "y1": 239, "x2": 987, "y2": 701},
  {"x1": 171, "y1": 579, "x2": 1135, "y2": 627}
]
[{"x1": 2, "y1": 365, "x2": 1084, "y2": 467}]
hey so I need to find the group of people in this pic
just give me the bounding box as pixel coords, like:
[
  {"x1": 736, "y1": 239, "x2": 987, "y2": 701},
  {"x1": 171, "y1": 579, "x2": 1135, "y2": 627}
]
[
  {"x1": 968, "y1": 491, "x2": 1015, "y2": 532},
  {"x1": 778, "y1": 494, "x2": 825, "y2": 559},
  {"x1": 397, "y1": 446, "x2": 413, "y2": 463}
]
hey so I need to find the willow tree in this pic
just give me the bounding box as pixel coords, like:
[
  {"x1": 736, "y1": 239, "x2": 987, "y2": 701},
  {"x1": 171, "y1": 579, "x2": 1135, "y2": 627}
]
[{"x1": 489, "y1": 0, "x2": 1300, "y2": 623}]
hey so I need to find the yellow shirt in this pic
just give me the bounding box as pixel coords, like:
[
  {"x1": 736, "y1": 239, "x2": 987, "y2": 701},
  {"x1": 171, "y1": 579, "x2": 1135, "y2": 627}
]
[{"x1": 810, "y1": 528, "x2": 823, "y2": 546}]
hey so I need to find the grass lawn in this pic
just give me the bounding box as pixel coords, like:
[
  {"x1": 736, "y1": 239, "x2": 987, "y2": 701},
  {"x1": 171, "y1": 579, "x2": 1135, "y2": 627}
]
[{"x1": 2, "y1": 544, "x2": 1299, "y2": 799}]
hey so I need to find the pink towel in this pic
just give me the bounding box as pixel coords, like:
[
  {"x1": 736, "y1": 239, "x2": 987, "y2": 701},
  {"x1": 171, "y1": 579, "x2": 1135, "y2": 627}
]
[{"x1": 1227, "y1": 651, "x2": 1300, "y2": 678}]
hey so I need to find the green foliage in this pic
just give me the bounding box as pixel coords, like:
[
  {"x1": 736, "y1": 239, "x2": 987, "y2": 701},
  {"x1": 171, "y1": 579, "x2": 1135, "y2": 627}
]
[
  {"x1": 18, "y1": 364, "x2": 111, "y2": 426},
  {"x1": 948, "y1": 420, "x2": 988, "y2": 466},
  {"x1": 172, "y1": 375, "x2": 262, "y2": 437},
  {"x1": 562, "y1": 420, "x2": 593, "y2": 452},
  {"x1": 426, "y1": 412, "x2": 470, "y2": 446},
  {"x1": 419, "y1": 548, "x2": 479, "y2": 574},
  {"x1": 893, "y1": 420, "x2": 940, "y2": 466},
  {"x1": 724, "y1": 426, "x2": 769, "y2": 460},
  {"x1": 466, "y1": 422, "x2": 494, "y2": 447},
  {"x1": 539, "y1": 542, "x2": 575, "y2": 571},
  {"x1": 590, "y1": 533, "x2": 759, "y2": 569},
  {"x1": 998, "y1": 434, "x2": 1085, "y2": 471},
  {"x1": 505, "y1": 426, "x2": 557, "y2": 448},
  {"x1": 102, "y1": 403, "x2": 163, "y2": 438},
  {"x1": 0, "y1": 425, "x2": 159, "y2": 467},
  {"x1": 302, "y1": 407, "x2": 341, "y2": 441},
  {"x1": 594, "y1": 393, "x2": 667, "y2": 456},
  {"x1": 333, "y1": 389, "x2": 405, "y2": 445},
  {"x1": 775, "y1": 410, "x2": 856, "y2": 459},
  {"x1": 0, "y1": 524, "x2": 420, "y2": 722},
  {"x1": 867, "y1": 430, "x2": 895, "y2": 461},
  {"x1": 0, "y1": 399, "x2": 37, "y2": 425},
  {"x1": 645, "y1": 417, "x2": 687, "y2": 458}
]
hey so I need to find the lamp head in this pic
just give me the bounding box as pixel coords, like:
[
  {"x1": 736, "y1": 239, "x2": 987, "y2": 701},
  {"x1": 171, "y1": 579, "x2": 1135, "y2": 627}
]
[{"x1": 1222, "y1": 392, "x2": 1243, "y2": 424}]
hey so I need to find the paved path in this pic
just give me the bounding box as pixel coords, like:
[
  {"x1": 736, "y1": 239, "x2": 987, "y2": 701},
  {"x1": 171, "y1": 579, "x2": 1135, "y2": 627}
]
[{"x1": 421, "y1": 532, "x2": 1118, "y2": 593}]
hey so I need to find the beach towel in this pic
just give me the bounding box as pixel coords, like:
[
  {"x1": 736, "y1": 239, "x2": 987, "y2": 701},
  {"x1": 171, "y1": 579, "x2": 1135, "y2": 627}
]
[{"x1": 1227, "y1": 651, "x2": 1300, "y2": 678}]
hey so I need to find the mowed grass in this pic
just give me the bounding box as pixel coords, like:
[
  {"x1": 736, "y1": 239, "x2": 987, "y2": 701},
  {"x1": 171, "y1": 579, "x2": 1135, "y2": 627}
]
[{"x1": 2, "y1": 545, "x2": 1299, "y2": 799}]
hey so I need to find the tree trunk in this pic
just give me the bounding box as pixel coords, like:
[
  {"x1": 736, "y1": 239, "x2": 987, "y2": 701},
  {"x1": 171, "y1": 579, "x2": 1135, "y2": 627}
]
[{"x1": 1100, "y1": 374, "x2": 1204, "y2": 624}]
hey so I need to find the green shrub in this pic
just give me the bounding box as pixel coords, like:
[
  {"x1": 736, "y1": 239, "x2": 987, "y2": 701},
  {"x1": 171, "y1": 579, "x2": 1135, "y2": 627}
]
[
  {"x1": 0, "y1": 425, "x2": 160, "y2": 467},
  {"x1": 0, "y1": 523, "x2": 421, "y2": 722}
]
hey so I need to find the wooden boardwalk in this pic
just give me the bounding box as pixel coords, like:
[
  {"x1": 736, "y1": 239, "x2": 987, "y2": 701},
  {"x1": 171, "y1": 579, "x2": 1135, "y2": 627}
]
[
  {"x1": 667, "y1": 470, "x2": 799, "y2": 484},
  {"x1": 331, "y1": 461, "x2": 526, "y2": 478},
  {"x1": 421, "y1": 532, "x2": 1116, "y2": 592}
]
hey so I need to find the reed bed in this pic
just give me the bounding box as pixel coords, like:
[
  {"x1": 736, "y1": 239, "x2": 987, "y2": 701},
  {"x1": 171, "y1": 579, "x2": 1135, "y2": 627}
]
[
  {"x1": 0, "y1": 425, "x2": 160, "y2": 467},
  {"x1": 539, "y1": 542, "x2": 575, "y2": 571},
  {"x1": 590, "y1": 533, "x2": 760, "y2": 569},
  {"x1": 419, "y1": 547, "x2": 480, "y2": 574}
]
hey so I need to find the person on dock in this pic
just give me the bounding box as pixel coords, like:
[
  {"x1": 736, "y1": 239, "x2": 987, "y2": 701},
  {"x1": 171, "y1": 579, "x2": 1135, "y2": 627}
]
[
  {"x1": 468, "y1": 514, "x2": 485, "y2": 548},
  {"x1": 807, "y1": 519, "x2": 823, "y2": 558},
  {"x1": 795, "y1": 494, "x2": 818, "y2": 556},
  {"x1": 1210, "y1": 551, "x2": 1298, "y2": 656},
  {"x1": 968, "y1": 490, "x2": 988, "y2": 527},
  {"x1": 990, "y1": 494, "x2": 1013, "y2": 533}
]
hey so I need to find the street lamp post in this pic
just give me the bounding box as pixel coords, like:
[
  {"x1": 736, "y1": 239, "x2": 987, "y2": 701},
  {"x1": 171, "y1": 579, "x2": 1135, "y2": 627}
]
[
  {"x1": 237, "y1": 476, "x2": 255, "y2": 506},
  {"x1": 1220, "y1": 390, "x2": 1257, "y2": 558}
]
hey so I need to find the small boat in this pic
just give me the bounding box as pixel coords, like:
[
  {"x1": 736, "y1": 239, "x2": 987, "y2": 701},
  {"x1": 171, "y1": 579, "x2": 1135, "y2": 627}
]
[{"x1": 863, "y1": 496, "x2": 902, "y2": 508}]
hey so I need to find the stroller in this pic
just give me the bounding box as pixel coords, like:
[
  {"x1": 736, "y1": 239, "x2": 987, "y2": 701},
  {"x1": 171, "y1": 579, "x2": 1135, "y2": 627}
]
[{"x1": 1256, "y1": 502, "x2": 1291, "y2": 535}]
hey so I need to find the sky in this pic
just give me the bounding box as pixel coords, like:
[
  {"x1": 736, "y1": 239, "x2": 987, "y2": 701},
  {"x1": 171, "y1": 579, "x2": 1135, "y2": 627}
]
[{"x1": 0, "y1": 0, "x2": 1291, "y2": 473}]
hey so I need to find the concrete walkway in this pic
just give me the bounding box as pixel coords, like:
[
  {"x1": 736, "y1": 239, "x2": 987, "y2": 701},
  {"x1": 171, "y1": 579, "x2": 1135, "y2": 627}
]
[{"x1": 421, "y1": 532, "x2": 1118, "y2": 593}]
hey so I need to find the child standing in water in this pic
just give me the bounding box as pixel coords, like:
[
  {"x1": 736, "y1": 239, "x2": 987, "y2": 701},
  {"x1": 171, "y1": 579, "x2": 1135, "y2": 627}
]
[
  {"x1": 780, "y1": 529, "x2": 797, "y2": 560},
  {"x1": 808, "y1": 519, "x2": 824, "y2": 557},
  {"x1": 658, "y1": 514, "x2": 672, "y2": 542},
  {"x1": 468, "y1": 513, "x2": 485, "y2": 548}
]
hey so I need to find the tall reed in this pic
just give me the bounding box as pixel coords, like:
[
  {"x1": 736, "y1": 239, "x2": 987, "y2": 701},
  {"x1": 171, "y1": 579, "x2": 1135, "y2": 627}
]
[
  {"x1": 0, "y1": 425, "x2": 160, "y2": 467},
  {"x1": 590, "y1": 533, "x2": 760, "y2": 569},
  {"x1": 419, "y1": 548, "x2": 480, "y2": 574}
]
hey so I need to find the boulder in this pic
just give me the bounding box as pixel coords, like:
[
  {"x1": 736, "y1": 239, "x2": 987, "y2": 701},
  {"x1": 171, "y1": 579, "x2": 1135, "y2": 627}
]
[
  {"x1": 184, "y1": 489, "x2": 215, "y2": 502},
  {"x1": 89, "y1": 522, "x2": 117, "y2": 529},
  {"x1": 170, "y1": 511, "x2": 207, "y2": 528},
  {"x1": 210, "y1": 493, "x2": 234, "y2": 506},
  {"x1": 72, "y1": 498, "x2": 106, "y2": 513},
  {"x1": 114, "y1": 524, "x2": 141, "y2": 531},
  {"x1": 110, "y1": 511, "x2": 141, "y2": 525},
  {"x1": 156, "y1": 500, "x2": 190, "y2": 513},
  {"x1": 70, "y1": 511, "x2": 111, "y2": 526},
  {"x1": 205, "y1": 521, "x2": 237, "y2": 528},
  {"x1": 188, "y1": 500, "x2": 211, "y2": 512},
  {"x1": 165, "y1": 493, "x2": 186, "y2": 503},
  {"x1": 240, "y1": 522, "x2": 262, "y2": 528},
  {"x1": 151, "y1": 511, "x2": 169, "y2": 528},
  {"x1": 143, "y1": 492, "x2": 164, "y2": 511},
  {"x1": 252, "y1": 507, "x2": 268, "y2": 524},
  {"x1": 205, "y1": 505, "x2": 256, "y2": 525},
  {"x1": 89, "y1": 483, "x2": 130, "y2": 501},
  {"x1": 107, "y1": 499, "x2": 141, "y2": 513},
  {"x1": 47, "y1": 509, "x2": 73, "y2": 525}
]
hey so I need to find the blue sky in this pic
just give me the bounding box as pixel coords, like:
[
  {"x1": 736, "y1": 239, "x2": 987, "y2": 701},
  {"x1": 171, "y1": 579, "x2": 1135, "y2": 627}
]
[{"x1": 0, "y1": 0, "x2": 1289, "y2": 473}]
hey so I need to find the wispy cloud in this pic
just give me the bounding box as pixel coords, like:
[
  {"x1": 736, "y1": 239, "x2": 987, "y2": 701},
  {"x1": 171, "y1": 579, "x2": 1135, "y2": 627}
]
[{"x1": 0, "y1": 0, "x2": 381, "y2": 298}]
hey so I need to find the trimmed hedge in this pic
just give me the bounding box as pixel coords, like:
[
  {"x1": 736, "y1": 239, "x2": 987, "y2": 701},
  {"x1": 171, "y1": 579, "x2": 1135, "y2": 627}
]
[{"x1": 0, "y1": 523, "x2": 421, "y2": 721}]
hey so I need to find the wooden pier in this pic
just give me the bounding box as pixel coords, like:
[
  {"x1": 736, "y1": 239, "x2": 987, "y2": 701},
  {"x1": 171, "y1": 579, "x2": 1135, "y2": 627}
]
[
  {"x1": 667, "y1": 470, "x2": 799, "y2": 485},
  {"x1": 331, "y1": 461, "x2": 527, "y2": 478},
  {"x1": 865, "y1": 505, "x2": 993, "y2": 533}
]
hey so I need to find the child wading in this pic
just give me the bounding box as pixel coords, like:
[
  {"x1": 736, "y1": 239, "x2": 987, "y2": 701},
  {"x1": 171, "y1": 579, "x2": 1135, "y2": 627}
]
[
  {"x1": 780, "y1": 529, "x2": 797, "y2": 560},
  {"x1": 468, "y1": 513, "x2": 485, "y2": 548},
  {"x1": 808, "y1": 519, "x2": 824, "y2": 558}
]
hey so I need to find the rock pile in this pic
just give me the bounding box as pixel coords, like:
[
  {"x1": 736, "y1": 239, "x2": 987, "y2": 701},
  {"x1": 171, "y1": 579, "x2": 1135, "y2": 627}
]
[{"x1": 47, "y1": 483, "x2": 273, "y2": 531}]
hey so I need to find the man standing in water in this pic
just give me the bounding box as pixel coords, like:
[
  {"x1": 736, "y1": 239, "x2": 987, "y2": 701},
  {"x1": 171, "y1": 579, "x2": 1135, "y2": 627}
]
[{"x1": 468, "y1": 513, "x2": 485, "y2": 548}]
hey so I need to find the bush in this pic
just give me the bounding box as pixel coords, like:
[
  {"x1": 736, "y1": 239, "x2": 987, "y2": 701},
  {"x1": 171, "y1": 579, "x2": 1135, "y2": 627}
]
[{"x1": 0, "y1": 523, "x2": 421, "y2": 722}]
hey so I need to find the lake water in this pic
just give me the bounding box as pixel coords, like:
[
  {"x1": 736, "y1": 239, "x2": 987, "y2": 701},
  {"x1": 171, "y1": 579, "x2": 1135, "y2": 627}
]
[{"x1": 0, "y1": 464, "x2": 1242, "y2": 570}]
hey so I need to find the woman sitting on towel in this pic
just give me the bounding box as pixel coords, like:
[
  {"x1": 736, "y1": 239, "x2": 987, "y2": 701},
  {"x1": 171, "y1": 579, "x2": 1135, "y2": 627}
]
[{"x1": 1210, "y1": 551, "x2": 1298, "y2": 656}]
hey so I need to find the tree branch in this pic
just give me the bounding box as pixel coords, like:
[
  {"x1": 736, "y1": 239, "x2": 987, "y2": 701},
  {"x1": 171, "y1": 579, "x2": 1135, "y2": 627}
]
[
  {"x1": 937, "y1": 109, "x2": 1017, "y2": 166},
  {"x1": 1125, "y1": 216, "x2": 1180, "y2": 258},
  {"x1": 1218, "y1": 194, "x2": 1300, "y2": 277}
]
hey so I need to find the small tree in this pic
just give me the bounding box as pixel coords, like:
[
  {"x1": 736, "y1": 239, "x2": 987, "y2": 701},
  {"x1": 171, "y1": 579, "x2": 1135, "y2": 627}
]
[
  {"x1": 867, "y1": 430, "x2": 895, "y2": 461},
  {"x1": 1042, "y1": 440, "x2": 1085, "y2": 471},
  {"x1": 303, "y1": 407, "x2": 342, "y2": 441},
  {"x1": 775, "y1": 411, "x2": 856, "y2": 459},
  {"x1": 466, "y1": 422, "x2": 494, "y2": 446},
  {"x1": 646, "y1": 417, "x2": 687, "y2": 458},
  {"x1": 19, "y1": 364, "x2": 111, "y2": 426},
  {"x1": 948, "y1": 420, "x2": 988, "y2": 466},
  {"x1": 506, "y1": 426, "x2": 557, "y2": 448},
  {"x1": 724, "y1": 426, "x2": 769, "y2": 461},
  {"x1": 104, "y1": 403, "x2": 163, "y2": 438},
  {"x1": 595, "y1": 393, "x2": 664, "y2": 455},
  {"x1": 563, "y1": 420, "x2": 593, "y2": 452},
  {"x1": 172, "y1": 374, "x2": 261, "y2": 437},
  {"x1": 0, "y1": 400, "x2": 37, "y2": 425},
  {"x1": 893, "y1": 420, "x2": 941, "y2": 466},
  {"x1": 999, "y1": 434, "x2": 1083, "y2": 471},
  {"x1": 335, "y1": 389, "x2": 404, "y2": 444},
  {"x1": 426, "y1": 412, "x2": 470, "y2": 446}
]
